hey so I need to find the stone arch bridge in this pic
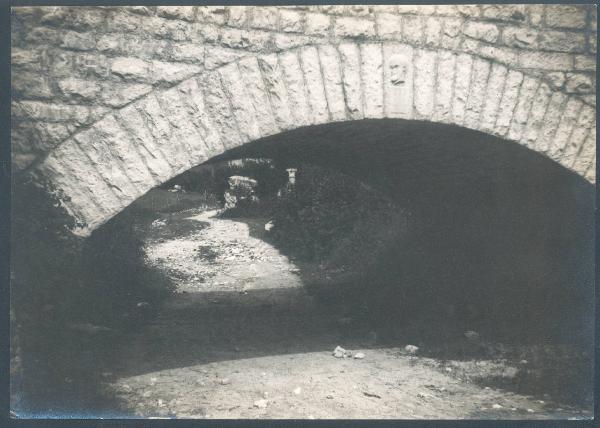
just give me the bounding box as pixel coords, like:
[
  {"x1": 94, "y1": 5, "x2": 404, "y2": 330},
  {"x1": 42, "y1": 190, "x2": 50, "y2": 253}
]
[{"x1": 11, "y1": 5, "x2": 596, "y2": 235}]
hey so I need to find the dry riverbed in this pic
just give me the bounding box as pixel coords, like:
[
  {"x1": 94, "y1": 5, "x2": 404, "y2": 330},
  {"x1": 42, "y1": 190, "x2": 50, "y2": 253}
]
[{"x1": 100, "y1": 207, "x2": 592, "y2": 420}]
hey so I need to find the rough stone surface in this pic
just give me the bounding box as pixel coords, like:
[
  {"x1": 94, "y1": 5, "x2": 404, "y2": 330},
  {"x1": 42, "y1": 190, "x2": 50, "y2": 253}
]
[
  {"x1": 279, "y1": 50, "x2": 312, "y2": 128},
  {"x1": 432, "y1": 51, "x2": 455, "y2": 123},
  {"x1": 300, "y1": 46, "x2": 330, "y2": 124},
  {"x1": 360, "y1": 43, "x2": 384, "y2": 118},
  {"x1": 9, "y1": 5, "x2": 596, "y2": 234},
  {"x1": 256, "y1": 53, "x2": 295, "y2": 131},
  {"x1": 464, "y1": 22, "x2": 499, "y2": 43},
  {"x1": 545, "y1": 5, "x2": 588, "y2": 30},
  {"x1": 333, "y1": 16, "x2": 375, "y2": 39},
  {"x1": 338, "y1": 42, "x2": 364, "y2": 120},
  {"x1": 413, "y1": 49, "x2": 436, "y2": 118},
  {"x1": 318, "y1": 45, "x2": 346, "y2": 122},
  {"x1": 479, "y1": 63, "x2": 508, "y2": 133},
  {"x1": 452, "y1": 54, "x2": 474, "y2": 126}
]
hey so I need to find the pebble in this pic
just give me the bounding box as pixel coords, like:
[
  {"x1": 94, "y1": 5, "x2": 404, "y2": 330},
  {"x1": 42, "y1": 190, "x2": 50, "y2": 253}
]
[
  {"x1": 354, "y1": 352, "x2": 365, "y2": 359},
  {"x1": 492, "y1": 404, "x2": 503, "y2": 409},
  {"x1": 526, "y1": 408, "x2": 535, "y2": 413},
  {"x1": 333, "y1": 346, "x2": 351, "y2": 358},
  {"x1": 253, "y1": 399, "x2": 268, "y2": 409},
  {"x1": 220, "y1": 378, "x2": 231, "y2": 385},
  {"x1": 404, "y1": 345, "x2": 419, "y2": 354},
  {"x1": 326, "y1": 394, "x2": 334, "y2": 399},
  {"x1": 293, "y1": 387, "x2": 302, "y2": 395}
]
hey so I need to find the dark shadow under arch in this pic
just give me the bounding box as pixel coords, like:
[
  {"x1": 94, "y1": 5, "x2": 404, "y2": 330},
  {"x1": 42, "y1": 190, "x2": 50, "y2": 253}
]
[{"x1": 201, "y1": 119, "x2": 595, "y2": 342}]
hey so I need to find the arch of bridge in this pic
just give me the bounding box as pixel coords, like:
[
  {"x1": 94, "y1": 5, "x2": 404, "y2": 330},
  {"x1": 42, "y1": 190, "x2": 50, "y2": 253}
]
[{"x1": 11, "y1": 6, "x2": 595, "y2": 235}]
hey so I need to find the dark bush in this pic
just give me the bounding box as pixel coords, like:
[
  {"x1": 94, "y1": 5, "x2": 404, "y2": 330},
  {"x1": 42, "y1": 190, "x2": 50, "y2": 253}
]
[{"x1": 270, "y1": 164, "x2": 408, "y2": 268}]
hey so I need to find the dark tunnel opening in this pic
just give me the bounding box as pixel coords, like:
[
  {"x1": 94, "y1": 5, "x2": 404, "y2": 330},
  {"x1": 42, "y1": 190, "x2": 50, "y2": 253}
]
[{"x1": 209, "y1": 119, "x2": 595, "y2": 344}]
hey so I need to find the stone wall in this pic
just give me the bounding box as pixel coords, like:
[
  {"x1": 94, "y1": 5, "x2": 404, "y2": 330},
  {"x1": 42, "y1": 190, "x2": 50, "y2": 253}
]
[{"x1": 10, "y1": 5, "x2": 597, "y2": 234}]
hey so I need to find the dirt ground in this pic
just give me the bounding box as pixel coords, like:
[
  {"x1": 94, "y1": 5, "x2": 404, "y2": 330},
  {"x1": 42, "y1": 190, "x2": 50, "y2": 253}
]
[{"x1": 99, "y1": 206, "x2": 593, "y2": 420}]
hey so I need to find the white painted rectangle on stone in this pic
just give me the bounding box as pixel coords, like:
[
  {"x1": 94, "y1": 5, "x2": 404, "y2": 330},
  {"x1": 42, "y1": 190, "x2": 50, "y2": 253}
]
[
  {"x1": 535, "y1": 91, "x2": 568, "y2": 153},
  {"x1": 464, "y1": 58, "x2": 491, "y2": 130},
  {"x1": 413, "y1": 49, "x2": 437, "y2": 119},
  {"x1": 507, "y1": 76, "x2": 539, "y2": 142},
  {"x1": 73, "y1": 125, "x2": 143, "y2": 204},
  {"x1": 479, "y1": 63, "x2": 508, "y2": 133},
  {"x1": 279, "y1": 50, "x2": 312, "y2": 127},
  {"x1": 134, "y1": 94, "x2": 193, "y2": 170},
  {"x1": 360, "y1": 43, "x2": 385, "y2": 119},
  {"x1": 299, "y1": 46, "x2": 330, "y2": 125},
  {"x1": 338, "y1": 42, "x2": 364, "y2": 120},
  {"x1": 549, "y1": 97, "x2": 583, "y2": 157},
  {"x1": 218, "y1": 62, "x2": 262, "y2": 142},
  {"x1": 432, "y1": 50, "x2": 455, "y2": 123},
  {"x1": 256, "y1": 53, "x2": 295, "y2": 131},
  {"x1": 115, "y1": 104, "x2": 175, "y2": 181},
  {"x1": 494, "y1": 70, "x2": 524, "y2": 137},
  {"x1": 238, "y1": 56, "x2": 280, "y2": 137},
  {"x1": 176, "y1": 78, "x2": 226, "y2": 158},
  {"x1": 197, "y1": 72, "x2": 244, "y2": 150},
  {"x1": 317, "y1": 45, "x2": 347, "y2": 122},
  {"x1": 521, "y1": 83, "x2": 553, "y2": 149},
  {"x1": 451, "y1": 54, "x2": 474, "y2": 127}
]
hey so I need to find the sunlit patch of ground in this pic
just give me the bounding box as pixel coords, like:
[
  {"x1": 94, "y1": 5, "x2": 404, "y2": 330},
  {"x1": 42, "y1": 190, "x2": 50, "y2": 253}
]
[
  {"x1": 143, "y1": 209, "x2": 302, "y2": 294},
  {"x1": 107, "y1": 348, "x2": 592, "y2": 420},
  {"x1": 100, "y1": 202, "x2": 593, "y2": 419}
]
